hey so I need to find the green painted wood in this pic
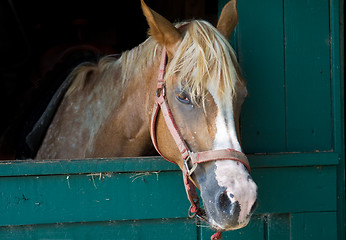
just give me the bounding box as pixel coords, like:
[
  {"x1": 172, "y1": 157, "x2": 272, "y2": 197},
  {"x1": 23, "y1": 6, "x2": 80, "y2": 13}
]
[
  {"x1": 0, "y1": 171, "x2": 190, "y2": 226},
  {"x1": 1, "y1": 212, "x2": 338, "y2": 240},
  {"x1": 202, "y1": 212, "x2": 338, "y2": 240},
  {"x1": 201, "y1": 215, "x2": 265, "y2": 240},
  {"x1": 249, "y1": 152, "x2": 339, "y2": 168},
  {"x1": 0, "y1": 163, "x2": 337, "y2": 225},
  {"x1": 212, "y1": 212, "x2": 336, "y2": 240},
  {"x1": 236, "y1": 0, "x2": 286, "y2": 153},
  {"x1": 284, "y1": 0, "x2": 332, "y2": 152},
  {"x1": 0, "y1": 152, "x2": 339, "y2": 176},
  {"x1": 223, "y1": 0, "x2": 344, "y2": 237},
  {"x1": 0, "y1": 153, "x2": 339, "y2": 229},
  {"x1": 0, "y1": 218, "x2": 197, "y2": 240},
  {"x1": 235, "y1": 0, "x2": 335, "y2": 154},
  {"x1": 267, "y1": 214, "x2": 291, "y2": 239},
  {"x1": 291, "y1": 212, "x2": 337, "y2": 240},
  {"x1": 252, "y1": 166, "x2": 337, "y2": 214},
  {"x1": 330, "y1": 1, "x2": 345, "y2": 239},
  {"x1": 0, "y1": 158, "x2": 340, "y2": 239},
  {"x1": 0, "y1": 157, "x2": 179, "y2": 176}
]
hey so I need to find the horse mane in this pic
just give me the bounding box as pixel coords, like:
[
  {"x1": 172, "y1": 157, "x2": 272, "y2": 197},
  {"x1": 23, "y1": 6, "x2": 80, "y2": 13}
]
[
  {"x1": 65, "y1": 56, "x2": 121, "y2": 96},
  {"x1": 119, "y1": 38, "x2": 159, "y2": 85},
  {"x1": 65, "y1": 38, "x2": 158, "y2": 97},
  {"x1": 65, "y1": 20, "x2": 242, "y2": 104}
]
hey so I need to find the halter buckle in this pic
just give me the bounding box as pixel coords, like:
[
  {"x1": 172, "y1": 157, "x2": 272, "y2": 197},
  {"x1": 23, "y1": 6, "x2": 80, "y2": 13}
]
[
  {"x1": 156, "y1": 85, "x2": 166, "y2": 97},
  {"x1": 184, "y1": 153, "x2": 198, "y2": 176}
]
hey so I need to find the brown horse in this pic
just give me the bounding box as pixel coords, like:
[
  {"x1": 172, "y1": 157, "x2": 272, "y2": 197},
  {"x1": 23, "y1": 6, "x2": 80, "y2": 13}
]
[{"x1": 36, "y1": 0, "x2": 257, "y2": 236}]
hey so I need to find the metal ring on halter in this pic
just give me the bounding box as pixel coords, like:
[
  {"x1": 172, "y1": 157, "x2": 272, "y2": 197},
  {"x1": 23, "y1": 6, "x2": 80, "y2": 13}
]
[
  {"x1": 184, "y1": 154, "x2": 198, "y2": 176},
  {"x1": 188, "y1": 205, "x2": 197, "y2": 218},
  {"x1": 156, "y1": 86, "x2": 166, "y2": 97}
]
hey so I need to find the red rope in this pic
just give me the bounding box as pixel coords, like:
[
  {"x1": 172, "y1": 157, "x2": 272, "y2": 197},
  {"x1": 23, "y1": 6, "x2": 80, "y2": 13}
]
[{"x1": 211, "y1": 231, "x2": 223, "y2": 240}]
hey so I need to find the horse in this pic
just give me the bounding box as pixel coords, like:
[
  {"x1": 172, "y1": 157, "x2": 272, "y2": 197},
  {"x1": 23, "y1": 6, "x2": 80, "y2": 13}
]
[{"x1": 35, "y1": 0, "x2": 257, "y2": 237}]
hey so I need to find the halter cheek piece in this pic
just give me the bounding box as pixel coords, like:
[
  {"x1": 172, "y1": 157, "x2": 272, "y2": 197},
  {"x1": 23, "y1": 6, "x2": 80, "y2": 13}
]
[{"x1": 150, "y1": 47, "x2": 251, "y2": 239}]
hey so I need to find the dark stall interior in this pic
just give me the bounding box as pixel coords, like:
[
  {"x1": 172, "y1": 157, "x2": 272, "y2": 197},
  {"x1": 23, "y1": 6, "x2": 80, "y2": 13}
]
[{"x1": 0, "y1": 0, "x2": 218, "y2": 159}]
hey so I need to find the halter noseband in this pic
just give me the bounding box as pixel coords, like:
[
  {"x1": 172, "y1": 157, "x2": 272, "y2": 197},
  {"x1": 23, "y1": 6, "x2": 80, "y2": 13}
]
[{"x1": 150, "y1": 47, "x2": 251, "y2": 239}]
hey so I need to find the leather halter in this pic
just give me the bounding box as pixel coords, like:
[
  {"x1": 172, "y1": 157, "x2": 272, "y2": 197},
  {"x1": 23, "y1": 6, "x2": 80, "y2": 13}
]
[{"x1": 150, "y1": 47, "x2": 251, "y2": 221}]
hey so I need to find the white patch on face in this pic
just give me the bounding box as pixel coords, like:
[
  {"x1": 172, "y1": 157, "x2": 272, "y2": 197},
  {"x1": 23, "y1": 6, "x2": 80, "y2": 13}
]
[
  {"x1": 207, "y1": 82, "x2": 241, "y2": 152},
  {"x1": 207, "y1": 81, "x2": 257, "y2": 225},
  {"x1": 213, "y1": 108, "x2": 241, "y2": 151}
]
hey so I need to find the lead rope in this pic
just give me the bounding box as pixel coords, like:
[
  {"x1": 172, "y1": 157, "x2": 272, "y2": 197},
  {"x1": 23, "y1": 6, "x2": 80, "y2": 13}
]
[{"x1": 211, "y1": 232, "x2": 223, "y2": 240}]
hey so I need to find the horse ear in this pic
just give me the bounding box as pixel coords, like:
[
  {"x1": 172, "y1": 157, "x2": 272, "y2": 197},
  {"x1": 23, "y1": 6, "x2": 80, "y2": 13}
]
[
  {"x1": 217, "y1": 0, "x2": 238, "y2": 39},
  {"x1": 140, "y1": 0, "x2": 181, "y2": 55}
]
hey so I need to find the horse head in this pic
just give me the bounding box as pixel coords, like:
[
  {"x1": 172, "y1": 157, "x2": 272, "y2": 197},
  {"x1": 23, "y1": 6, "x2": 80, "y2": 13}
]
[{"x1": 141, "y1": 0, "x2": 257, "y2": 232}]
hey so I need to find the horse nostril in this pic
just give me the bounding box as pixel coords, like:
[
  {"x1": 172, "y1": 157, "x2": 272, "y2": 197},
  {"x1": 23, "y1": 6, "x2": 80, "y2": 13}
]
[
  {"x1": 250, "y1": 200, "x2": 258, "y2": 214},
  {"x1": 218, "y1": 191, "x2": 232, "y2": 214}
]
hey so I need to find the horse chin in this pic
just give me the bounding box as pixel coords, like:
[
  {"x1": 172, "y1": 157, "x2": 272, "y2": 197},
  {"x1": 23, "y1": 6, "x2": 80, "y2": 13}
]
[
  {"x1": 203, "y1": 199, "x2": 254, "y2": 232},
  {"x1": 208, "y1": 215, "x2": 251, "y2": 232}
]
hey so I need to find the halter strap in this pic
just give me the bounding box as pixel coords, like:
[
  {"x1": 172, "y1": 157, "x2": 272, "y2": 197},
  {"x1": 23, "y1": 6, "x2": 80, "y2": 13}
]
[{"x1": 150, "y1": 48, "x2": 201, "y2": 215}]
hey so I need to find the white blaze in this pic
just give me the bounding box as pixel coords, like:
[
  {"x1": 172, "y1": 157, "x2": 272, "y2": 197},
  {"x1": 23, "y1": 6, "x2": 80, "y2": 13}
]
[
  {"x1": 207, "y1": 81, "x2": 241, "y2": 152},
  {"x1": 207, "y1": 82, "x2": 257, "y2": 225},
  {"x1": 213, "y1": 104, "x2": 241, "y2": 151}
]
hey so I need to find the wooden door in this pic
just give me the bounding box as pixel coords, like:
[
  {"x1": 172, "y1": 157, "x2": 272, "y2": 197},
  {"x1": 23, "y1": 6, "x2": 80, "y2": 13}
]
[{"x1": 216, "y1": 0, "x2": 345, "y2": 239}]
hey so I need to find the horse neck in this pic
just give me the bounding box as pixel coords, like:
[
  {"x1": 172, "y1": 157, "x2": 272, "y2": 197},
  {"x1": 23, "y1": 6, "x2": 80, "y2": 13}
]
[{"x1": 91, "y1": 46, "x2": 161, "y2": 157}]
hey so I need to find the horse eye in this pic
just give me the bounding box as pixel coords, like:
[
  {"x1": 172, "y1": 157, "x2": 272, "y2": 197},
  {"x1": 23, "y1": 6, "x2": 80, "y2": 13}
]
[{"x1": 176, "y1": 93, "x2": 192, "y2": 105}]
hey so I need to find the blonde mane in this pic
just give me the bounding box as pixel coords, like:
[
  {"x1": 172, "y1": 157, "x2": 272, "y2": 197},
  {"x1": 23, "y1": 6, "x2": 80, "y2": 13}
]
[
  {"x1": 66, "y1": 38, "x2": 158, "y2": 97},
  {"x1": 119, "y1": 38, "x2": 159, "y2": 85},
  {"x1": 65, "y1": 56, "x2": 121, "y2": 96},
  {"x1": 66, "y1": 20, "x2": 242, "y2": 104}
]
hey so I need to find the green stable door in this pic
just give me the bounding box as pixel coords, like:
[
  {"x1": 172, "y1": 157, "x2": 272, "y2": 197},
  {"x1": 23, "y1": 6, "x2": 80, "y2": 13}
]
[{"x1": 223, "y1": 0, "x2": 344, "y2": 239}]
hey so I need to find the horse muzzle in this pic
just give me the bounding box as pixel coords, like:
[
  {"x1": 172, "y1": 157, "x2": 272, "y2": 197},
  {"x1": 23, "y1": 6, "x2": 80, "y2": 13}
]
[
  {"x1": 207, "y1": 189, "x2": 257, "y2": 231},
  {"x1": 195, "y1": 158, "x2": 258, "y2": 231}
]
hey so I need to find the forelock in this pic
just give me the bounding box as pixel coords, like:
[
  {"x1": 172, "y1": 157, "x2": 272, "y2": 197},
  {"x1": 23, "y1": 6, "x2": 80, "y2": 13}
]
[{"x1": 165, "y1": 20, "x2": 243, "y2": 106}]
